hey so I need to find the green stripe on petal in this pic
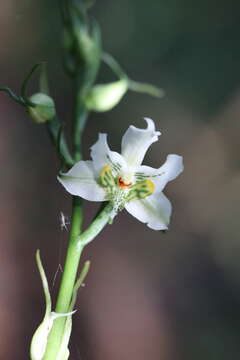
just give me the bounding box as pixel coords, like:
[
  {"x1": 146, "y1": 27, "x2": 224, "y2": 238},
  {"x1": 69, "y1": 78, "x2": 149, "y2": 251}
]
[
  {"x1": 126, "y1": 179, "x2": 155, "y2": 202},
  {"x1": 98, "y1": 165, "x2": 116, "y2": 200}
]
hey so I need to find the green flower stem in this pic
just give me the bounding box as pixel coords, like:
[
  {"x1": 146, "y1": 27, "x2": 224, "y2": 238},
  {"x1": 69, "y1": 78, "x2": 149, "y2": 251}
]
[
  {"x1": 73, "y1": 84, "x2": 88, "y2": 162},
  {"x1": 55, "y1": 197, "x2": 83, "y2": 312},
  {"x1": 43, "y1": 202, "x2": 112, "y2": 360},
  {"x1": 43, "y1": 196, "x2": 83, "y2": 360},
  {"x1": 43, "y1": 3, "x2": 101, "y2": 358},
  {"x1": 78, "y1": 202, "x2": 113, "y2": 246},
  {"x1": 73, "y1": 62, "x2": 100, "y2": 162}
]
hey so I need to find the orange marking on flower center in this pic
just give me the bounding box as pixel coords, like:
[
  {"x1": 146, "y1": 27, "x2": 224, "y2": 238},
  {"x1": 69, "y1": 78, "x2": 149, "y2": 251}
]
[{"x1": 118, "y1": 177, "x2": 132, "y2": 188}]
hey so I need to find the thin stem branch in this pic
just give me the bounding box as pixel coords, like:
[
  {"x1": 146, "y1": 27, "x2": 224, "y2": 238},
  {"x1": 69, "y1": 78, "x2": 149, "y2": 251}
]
[{"x1": 78, "y1": 202, "x2": 113, "y2": 245}]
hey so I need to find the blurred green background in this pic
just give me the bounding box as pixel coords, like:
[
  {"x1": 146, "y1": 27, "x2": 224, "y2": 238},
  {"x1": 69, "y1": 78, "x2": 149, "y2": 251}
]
[{"x1": 1, "y1": 0, "x2": 240, "y2": 359}]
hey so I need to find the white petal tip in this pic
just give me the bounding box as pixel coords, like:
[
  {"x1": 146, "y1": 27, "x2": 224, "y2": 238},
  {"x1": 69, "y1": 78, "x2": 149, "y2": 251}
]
[
  {"x1": 90, "y1": 133, "x2": 107, "y2": 150},
  {"x1": 143, "y1": 117, "x2": 161, "y2": 136},
  {"x1": 147, "y1": 223, "x2": 169, "y2": 231},
  {"x1": 164, "y1": 154, "x2": 184, "y2": 180}
]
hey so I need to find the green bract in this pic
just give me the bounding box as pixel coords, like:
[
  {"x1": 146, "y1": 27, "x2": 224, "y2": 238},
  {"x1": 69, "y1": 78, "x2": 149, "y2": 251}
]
[{"x1": 30, "y1": 251, "x2": 77, "y2": 360}]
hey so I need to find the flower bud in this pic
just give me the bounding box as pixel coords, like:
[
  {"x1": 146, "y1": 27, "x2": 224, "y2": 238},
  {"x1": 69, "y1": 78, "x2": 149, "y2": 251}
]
[
  {"x1": 27, "y1": 93, "x2": 56, "y2": 123},
  {"x1": 30, "y1": 311, "x2": 76, "y2": 360},
  {"x1": 85, "y1": 79, "x2": 128, "y2": 112},
  {"x1": 30, "y1": 251, "x2": 77, "y2": 360}
]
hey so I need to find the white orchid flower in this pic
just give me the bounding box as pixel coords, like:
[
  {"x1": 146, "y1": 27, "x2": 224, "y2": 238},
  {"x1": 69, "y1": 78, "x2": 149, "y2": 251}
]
[{"x1": 58, "y1": 118, "x2": 183, "y2": 230}]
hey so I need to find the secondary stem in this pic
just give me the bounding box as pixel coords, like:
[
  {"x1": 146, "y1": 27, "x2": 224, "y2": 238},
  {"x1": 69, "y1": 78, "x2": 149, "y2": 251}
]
[{"x1": 79, "y1": 202, "x2": 113, "y2": 245}]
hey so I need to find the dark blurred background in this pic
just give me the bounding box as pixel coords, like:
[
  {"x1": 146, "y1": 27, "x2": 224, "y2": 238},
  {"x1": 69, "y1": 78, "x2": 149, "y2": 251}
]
[{"x1": 1, "y1": 0, "x2": 240, "y2": 359}]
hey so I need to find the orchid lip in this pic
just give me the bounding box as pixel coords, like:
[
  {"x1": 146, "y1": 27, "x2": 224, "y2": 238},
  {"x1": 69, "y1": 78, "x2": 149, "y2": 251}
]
[{"x1": 117, "y1": 177, "x2": 132, "y2": 188}]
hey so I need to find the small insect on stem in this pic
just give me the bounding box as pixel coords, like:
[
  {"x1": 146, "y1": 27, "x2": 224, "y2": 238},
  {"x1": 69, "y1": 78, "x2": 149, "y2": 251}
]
[{"x1": 60, "y1": 211, "x2": 70, "y2": 231}]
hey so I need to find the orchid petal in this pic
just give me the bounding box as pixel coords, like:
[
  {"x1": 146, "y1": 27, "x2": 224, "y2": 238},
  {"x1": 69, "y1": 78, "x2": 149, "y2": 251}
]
[
  {"x1": 58, "y1": 160, "x2": 105, "y2": 201},
  {"x1": 136, "y1": 154, "x2": 183, "y2": 192},
  {"x1": 90, "y1": 133, "x2": 127, "y2": 175},
  {"x1": 125, "y1": 192, "x2": 172, "y2": 230},
  {"x1": 121, "y1": 118, "x2": 161, "y2": 168}
]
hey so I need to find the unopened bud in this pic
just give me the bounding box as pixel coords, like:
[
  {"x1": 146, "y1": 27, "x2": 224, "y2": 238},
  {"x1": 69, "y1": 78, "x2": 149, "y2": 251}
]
[
  {"x1": 30, "y1": 251, "x2": 76, "y2": 360},
  {"x1": 85, "y1": 79, "x2": 128, "y2": 112},
  {"x1": 27, "y1": 93, "x2": 56, "y2": 123}
]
